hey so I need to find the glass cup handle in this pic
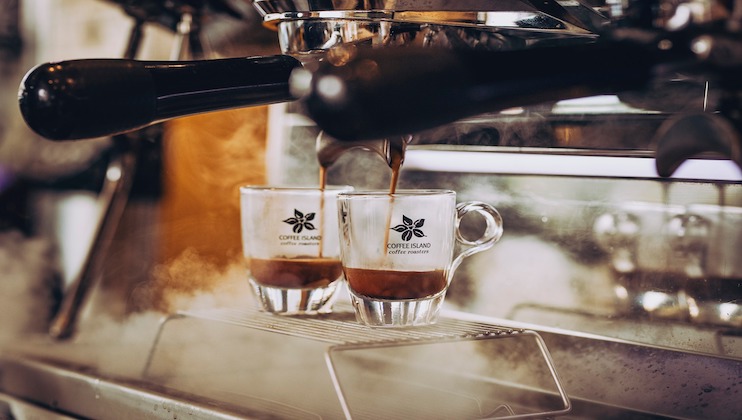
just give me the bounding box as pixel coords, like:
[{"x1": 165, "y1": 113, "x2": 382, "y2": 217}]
[{"x1": 450, "y1": 201, "x2": 504, "y2": 277}]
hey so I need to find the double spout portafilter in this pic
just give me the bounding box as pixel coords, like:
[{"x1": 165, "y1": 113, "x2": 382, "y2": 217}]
[{"x1": 17, "y1": 30, "x2": 742, "y2": 175}]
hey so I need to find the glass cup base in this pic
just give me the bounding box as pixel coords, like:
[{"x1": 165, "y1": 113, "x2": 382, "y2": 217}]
[
  {"x1": 348, "y1": 288, "x2": 446, "y2": 327},
  {"x1": 249, "y1": 279, "x2": 340, "y2": 315}
]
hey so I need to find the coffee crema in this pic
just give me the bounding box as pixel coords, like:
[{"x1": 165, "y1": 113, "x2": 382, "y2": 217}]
[
  {"x1": 344, "y1": 267, "x2": 447, "y2": 300},
  {"x1": 249, "y1": 257, "x2": 343, "y2": 289}
]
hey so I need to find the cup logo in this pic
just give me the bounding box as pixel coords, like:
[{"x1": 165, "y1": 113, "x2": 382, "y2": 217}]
[
  {"x1": 388, "y1": 215, "x2": 431, "y2": 255},
  {"x1": 283, "y1": 209, "x2": 316, "y2": 233},
  {"x1": 279, "y1": 209, "x2": 321, "y2": 246},
  {"x1": 391, "y1": 215, "x2": 426, "y2": 241}
]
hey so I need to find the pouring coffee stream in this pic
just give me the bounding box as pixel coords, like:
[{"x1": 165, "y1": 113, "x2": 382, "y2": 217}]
[
  {"x1": 315, "y1": 132, "x2": 408, "y2": 178},
  {"x1": 315, "y1": 131, "x2": 408, "y2": 197},
  {"x1": 316, "y1": 132, "x2": 409, "y2": 253}
]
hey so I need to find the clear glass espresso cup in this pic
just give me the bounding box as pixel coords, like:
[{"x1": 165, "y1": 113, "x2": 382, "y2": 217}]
[
  {"x1": 240, "y1": 186, "x2": 353, "y2": 314},
  {"x1": 337, "y1": 189, "x2": 503, "y2": 327}
]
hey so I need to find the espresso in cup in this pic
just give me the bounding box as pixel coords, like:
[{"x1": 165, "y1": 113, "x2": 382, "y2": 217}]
[
  {"x1": 240, "y1": 186, "x2": 352, "y2": 314},
  {"x1": 249, "y1": 257, "x2": 343, "y2": 289},
  {"x1": 338, "y1": 190, "x2": 503, "y2": 327},
  {"x1": 344, "y1": 268, "x2": 447, "y2": 300}
]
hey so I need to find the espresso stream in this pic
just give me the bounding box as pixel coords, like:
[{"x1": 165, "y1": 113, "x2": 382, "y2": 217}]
[
  {"x1": 318, "y1": 166, "x2": 328, "y2": 258},
  {"x1": 318, "y1": 143, "x2": 404, "y2": 253}
]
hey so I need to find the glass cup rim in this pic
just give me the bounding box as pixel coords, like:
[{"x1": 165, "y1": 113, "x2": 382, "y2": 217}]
[
  {"x1": 338, "y1": 189, "x2": 455, "y2": 198},
  {"x1": 239, "y1": 185, "x2": 353, "y2": 193}
]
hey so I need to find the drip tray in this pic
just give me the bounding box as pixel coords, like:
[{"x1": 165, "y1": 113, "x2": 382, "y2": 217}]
[{"x1": 143, "y1": 306, "x2": 571, "y2": 419}]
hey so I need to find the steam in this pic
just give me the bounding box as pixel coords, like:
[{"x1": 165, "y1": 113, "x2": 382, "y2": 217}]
[
  {"x1": 0, "y1": 231, "x2": 58, "y2": 341},
  {"x1": 135, "y1": 248, "x2": 253, "y2": 313},
  {"x1": 86, "y1": 248, "x2": 254, "y2": 373},
  {"x1": 1, "y1": 247, "x2": 256, "y2": 382}
]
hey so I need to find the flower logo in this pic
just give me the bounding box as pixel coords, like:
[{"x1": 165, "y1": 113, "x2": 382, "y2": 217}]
[
  {"x1": 391, "y1": 215, "x2": 425, "y2": 241},
  {"x1": 283, "y1": 209, "x2": 316, "y2": 233}
]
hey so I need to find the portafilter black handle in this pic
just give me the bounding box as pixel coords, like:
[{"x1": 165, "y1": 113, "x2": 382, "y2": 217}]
[
  {"x1": 19, "y1": 55, "x2": 302, "y2": 141},
  {"x1": 294, "y1": 41, "x2": 695, "y2": 142}
]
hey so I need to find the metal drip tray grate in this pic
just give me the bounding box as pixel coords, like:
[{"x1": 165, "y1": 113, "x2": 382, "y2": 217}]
[
  {"x1": 144, "y1": 306, "x2": 571, "y2": 419},
  {"x1": 166, "y1": 306, "x2": 526, "y2": 345}
]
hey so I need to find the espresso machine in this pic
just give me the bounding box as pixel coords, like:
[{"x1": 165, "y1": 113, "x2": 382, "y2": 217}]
[{"x1": 2, "y1": 0, "x2": 742, "y2": 418}]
